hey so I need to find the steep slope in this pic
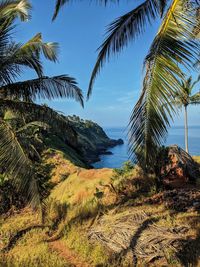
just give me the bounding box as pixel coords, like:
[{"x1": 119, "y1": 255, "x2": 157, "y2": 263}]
[
  {"x1": 1, "y1": 153, "x2": 199, "y2": 266},
  {"x1": 4, "y1": 110, "x2": 123, "y2": 167},
  {"x1": 67, "y1": 115, "x2": 123, "y2": 163}
]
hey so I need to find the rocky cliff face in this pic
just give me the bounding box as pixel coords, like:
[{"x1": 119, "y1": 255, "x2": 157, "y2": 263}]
[
  {"x1": 4, "y1": 110, "x2": 124, "y2": 167},
  {"x1": 67, "y1": 115, "x2": 124, "y2": 164}
]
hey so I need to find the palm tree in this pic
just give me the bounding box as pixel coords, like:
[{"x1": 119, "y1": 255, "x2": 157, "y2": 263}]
[
  {"x1": 172, "y1": 76, "x2": 200, "y2": 153},
  {"x1": 0, "y1": 0, "x2": 84, "y2": 209},
  {"x1": 53, "y1": 0, "x2": 200, "y2": 170}
]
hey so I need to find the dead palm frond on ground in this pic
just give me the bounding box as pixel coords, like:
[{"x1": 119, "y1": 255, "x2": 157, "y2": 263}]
[
  {"x1": 0, "y1": 0, "x2": 84, "y2": 210},
  {"x1": 53, "y1": 0, "x2": 200, "y2": 170}
]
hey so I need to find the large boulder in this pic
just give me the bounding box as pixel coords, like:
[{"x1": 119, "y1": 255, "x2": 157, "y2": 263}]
[{"x1": 157, "y1": 145, "x2": 200, "y2": 188}]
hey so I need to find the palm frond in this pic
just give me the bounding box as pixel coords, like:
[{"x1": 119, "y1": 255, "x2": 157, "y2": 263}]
[
  {"x1": 0, "y1": 75, "x2": 84, "y2": 107},
  {"x1": 129, "y1": 0, "x2": 200, "y2": 168},
  {"x1": 0, "y1": 42, "x2": 43, "y2": 83},
  {"x1": 0, "y1": 99, "x2": 78, "y2": 142},
  {"x1": 0, "y1": 119, "x2": 41, "y2": 208},
  {"x1": 52, "y1": 0, "x2": 119, "y2": 21},
  {"x1": 191, "y1": 74, "x2": 200, "y2": 88},
  {"x1": 87, "y1": 0, "x2": 167, "y2": 98},
  {"x1": 21, "y1": 33, "x2": 59, "y2": 62},
  {"x1": 52, "y1": 0, "x2": 69, "y2": 21},
  {"x1": 0, "y1": 0, "x2": 31, "y2": 27},
  {"x1": 189, "y1": 92, "x2": 200, "y2": 104},
  {"x1": 0, "y1": 24, "x2": 20, "y2": 85},
  {"x1": 16, "y1": 121, "x2": 50, "y2": 134},
  {"x1": 193, "y1": 6, "x2": 200, "y2": 37}
]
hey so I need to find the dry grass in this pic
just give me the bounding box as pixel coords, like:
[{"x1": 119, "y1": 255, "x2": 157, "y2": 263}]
[
  {"x1": 0, "y1": 229, "x2": 70, "y2": 267},
  {"x1": 50, "y1": 168, "x2": 113, "y2": 206},
  {"x1": 88, "y1": 204, "x2": 200, "y2": 266},
  {"x1": 1, "y1": 151, "x2": 200, "y2": 266},
  {"x1": 62, "y1": 224, "x2": 110, "y2": 266},
  {"x1": 0, "y1": 208, "x2": 70, "y2": 267},
  {"x1": 43, "y1": 149, "x2": 79, "y2": 184},
  {"x1": 0, "y1": 208, "x2": 40, "y2": 249}
]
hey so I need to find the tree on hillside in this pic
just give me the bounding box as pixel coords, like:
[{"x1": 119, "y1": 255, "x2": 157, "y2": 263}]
[
  {"x1": 0, "y1": 0, "x2": 84, "y2": 209},
  {"x1": 172, "y1": 76, "x2": 200, "y2": 153},
  {"x1": 53, "y1": 0, "x2": 200, "y2": 170}
]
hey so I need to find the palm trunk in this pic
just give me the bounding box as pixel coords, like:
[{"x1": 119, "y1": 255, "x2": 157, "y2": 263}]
[{"x1": 184, "y1": 105, "x2": 189, "y2": 153}]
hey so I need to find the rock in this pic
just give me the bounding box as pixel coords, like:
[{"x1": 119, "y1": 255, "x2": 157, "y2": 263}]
[
  {"x1": 116, "y1": 138, "x2": 124, "y2": 145},
  {"x1": 144, "y1": 188, "x2": 200, "y2": 212},
  {"x1": 67, "y1": 117, "x2": 124, "y2": 164},
  {"x1": 157, "y1": 145, "x2": 200, "y2": 188}
]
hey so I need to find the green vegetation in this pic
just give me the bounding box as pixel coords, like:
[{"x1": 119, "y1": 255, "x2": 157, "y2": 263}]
[
  {"x1": 0, "y1": 1, "x2": 200, "y2": 266},
  {"x1": 0, "y1": 0, "x2": 84, "y2": 209},
  {"x1": 54, "y1": 0, "x2": 199, "y2": 169},
  {"x1": 62, "y1": 225, "x2": 110, "y2": 266},
  {"x1": 111, "y1": 161, "x2": 157, "y2": 199},
  {"x1": 170, "y1": 76, "x2": 200, "y2": 153},
  {"x1": 67, "y1": 115, "x2": 122, "y2": 163},
  {"x1": 1, "y1": 154, "x2": 200, "y2": 266}
]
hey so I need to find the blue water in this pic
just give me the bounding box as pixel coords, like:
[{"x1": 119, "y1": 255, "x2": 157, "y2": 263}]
[{"x1": 92, "y1": 126, "x2": 200, "y2": 169}]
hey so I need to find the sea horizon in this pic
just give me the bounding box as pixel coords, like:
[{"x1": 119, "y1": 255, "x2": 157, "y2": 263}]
[{"x1": 93, "y1": 125, "x2": 200, "y2": 169}]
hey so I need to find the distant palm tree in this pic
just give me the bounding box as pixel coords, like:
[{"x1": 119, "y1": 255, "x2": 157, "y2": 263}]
[
  {"x1": 53, "y1": 0, "x2": 200, "y2": 169},
  {"x1": 0, "y1": 0, "x2": 84, "y2": 209},
  {"x1": 172, "y1": 76, "x2": 200, "y2": 153}
]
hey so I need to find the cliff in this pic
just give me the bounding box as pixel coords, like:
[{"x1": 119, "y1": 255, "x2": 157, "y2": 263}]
[
  {"x1": 67, "y1": 115, "x2": 123, "y2": 163},
  {"x1": 3, "y1": 110, "x2": 123, "y2": 168}
]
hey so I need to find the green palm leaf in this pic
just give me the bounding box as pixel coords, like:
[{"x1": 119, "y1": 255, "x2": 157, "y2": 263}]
[
  {"x1": 0, "y1": 99, "x2": 77, "y2": 140},
  {"x1": 189, "y1": 92, "x2": 200, "y2": 104},
  {"x1": 0, "y1": 0, "x2": 31, "y2": 21},
  {"x1": 0, "y1": 0, "x2": 31, "y2": 30},
  {"x1": 0, "y1": 119, "x2": 41, "y2": 208},
  {"x1": 87, "y1": 0, "x2": 167, "y2": 98},
  {"x1": 21, "y1": 33, "x2": 59, "y2": 63},
  {"x1": 52, "y1": 0, "x2": 69, "y2": 21},
  {"x1": 52, "y1": 0, "x2": 120, "y2": 21},
  {"x1": 0, "y1": 75, "x2": 84, "y2": 107},
  {"x1": 0, "y1": 34, "x2": 59, "y2": 82},
  {"x1": 129, "y1": 0, "x2": 199, "y2": 168},
  {"x1": 16, "y1": 121, "x2": 50, "y2": 134},
  {"x1": 0, "y1": 42, "x2": 43, "y2": 83}
]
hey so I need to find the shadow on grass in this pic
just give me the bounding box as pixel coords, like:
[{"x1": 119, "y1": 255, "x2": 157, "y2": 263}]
[
  {"x1": 176, "y1": 229, "x2": 200, "y2": 266},
  {"x1": 1, "y1": 225, "x2": 47, "y2": 252}
]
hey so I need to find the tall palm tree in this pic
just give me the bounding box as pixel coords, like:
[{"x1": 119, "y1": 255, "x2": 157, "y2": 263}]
[
  {"x1": 0, "y1": 0, "x2": 84, "y2": 209},
  {"x1": 172, "y1": 76, "x2": 200, "y2": 153},
  {"x1": 53, "y1": 0, "x2": 200, "y2": 170}
]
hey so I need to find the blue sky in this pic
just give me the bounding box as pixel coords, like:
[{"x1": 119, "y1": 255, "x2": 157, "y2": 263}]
[{"x1": 15, "y1": 1, "x2": 200, "y2": 127}]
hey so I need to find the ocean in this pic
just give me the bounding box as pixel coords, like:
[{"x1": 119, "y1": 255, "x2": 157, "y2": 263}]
[{"x1": 92, "y1": 126, "x2": 200, "y2": 169}]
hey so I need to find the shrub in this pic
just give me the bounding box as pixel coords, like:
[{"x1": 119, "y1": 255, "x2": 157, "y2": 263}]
[{"x1": 111, "y1": 162, "x2": 157, "y2": 200}]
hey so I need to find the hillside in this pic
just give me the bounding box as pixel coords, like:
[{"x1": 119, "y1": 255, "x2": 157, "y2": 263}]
[
  {"x1": 67, "y1": 115, "x2": 123, "y2": 163},
  {"x1": 3, "y1": 110, "x2": 123, "y2": 168},
  {"x1": 0, "y1": 148, "x2": 200, "y2": 266}
]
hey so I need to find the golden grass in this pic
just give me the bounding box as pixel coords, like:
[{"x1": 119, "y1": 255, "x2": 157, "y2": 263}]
[
  {"x1": 1, "y1": 151, "x2": 200, "y2": 266},
  {"x1": 50, "y1": 169, "x2": 113, "y2": 206},
  {"x1": 43, "y1": 149, "x2": 79, "y2": 184},
  {"x1": 0, "y1": 209, "x2": 40, "y2": 249},
  {"x1": 0, "y1": 207, "x2": 71, "y2": 266},
  {"x1": 1, "y1": 228, "x2": 69, "y2": 267},
  {"x1": 62, "y1": 225, "x2": 110, "y2": 266}
]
